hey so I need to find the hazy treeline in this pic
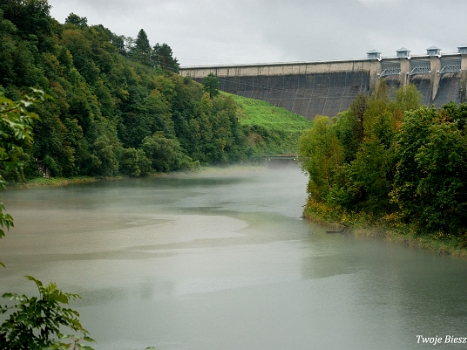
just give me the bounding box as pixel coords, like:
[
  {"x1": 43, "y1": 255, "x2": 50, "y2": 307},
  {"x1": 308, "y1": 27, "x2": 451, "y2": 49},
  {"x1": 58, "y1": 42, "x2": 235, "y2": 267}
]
[
  {"x1": 299, "y1": 81, "x2": 467, "y2": 238},
  {"x1": 0, "y1": 0, "x2": 257, "y2": 181}
]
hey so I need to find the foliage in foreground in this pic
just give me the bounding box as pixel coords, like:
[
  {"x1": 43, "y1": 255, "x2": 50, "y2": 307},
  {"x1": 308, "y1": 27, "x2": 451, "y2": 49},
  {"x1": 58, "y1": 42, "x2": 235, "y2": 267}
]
[
  {"x1": 299, "y1": 81, "x2": 467, "y2": 243},
  {"x1": 0, "y1": 90, "x2": 40, "y2": 261},
  {"x1": 0, "y1": 91, "x2": 94, "y2": 349},
  {"x1": 0, "y1": 277, "x2": 94, "y2": 350}
]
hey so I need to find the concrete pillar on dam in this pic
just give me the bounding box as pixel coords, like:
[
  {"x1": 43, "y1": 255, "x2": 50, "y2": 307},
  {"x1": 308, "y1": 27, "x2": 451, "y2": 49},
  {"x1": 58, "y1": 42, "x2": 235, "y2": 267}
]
[
  {"x1": 366, "y1": 50, "x2": 381, "y2": 90},
  {"x1": 371, "y1": 61, "x2": 382, "y2": 90},
  {"x1": 400, "y1": 58, "x2": 411, "y2": 87},
  {"x1": 429, "y1": 55, "x2": 441, "y2": 101},
  {"x1": 396, "y1": 48, "x2": 411, "y2": 87},
  {"x1": 424, "y1": 46, "x2": 441, "y2": 102},
  {"x1": 459, "y1": 45, "x2": 467, "y2": 103}
]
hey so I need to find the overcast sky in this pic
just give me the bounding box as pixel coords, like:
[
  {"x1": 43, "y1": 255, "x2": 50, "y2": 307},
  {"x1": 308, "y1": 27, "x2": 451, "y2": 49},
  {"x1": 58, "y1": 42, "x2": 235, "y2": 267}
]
[{"x1": 48, "y1": 0, "x2": 467, "y2": 67}]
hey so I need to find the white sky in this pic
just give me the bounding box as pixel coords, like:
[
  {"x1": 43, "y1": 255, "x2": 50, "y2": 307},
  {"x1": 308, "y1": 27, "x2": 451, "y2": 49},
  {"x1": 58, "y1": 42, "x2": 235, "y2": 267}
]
[{"x1": 48, "y1": 0, "x2": 467, "y2": 67}]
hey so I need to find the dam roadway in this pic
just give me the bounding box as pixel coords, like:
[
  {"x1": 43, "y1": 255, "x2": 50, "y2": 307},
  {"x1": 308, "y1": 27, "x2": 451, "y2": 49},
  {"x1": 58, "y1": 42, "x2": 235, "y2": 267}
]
[{"x1": 180, "y1": 48, "x2": 467, "y2": 120}]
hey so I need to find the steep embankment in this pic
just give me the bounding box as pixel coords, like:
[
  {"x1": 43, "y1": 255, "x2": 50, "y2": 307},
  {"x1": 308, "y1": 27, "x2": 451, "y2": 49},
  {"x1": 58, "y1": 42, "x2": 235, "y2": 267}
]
[{"x1": 226, "y1": 93, "x2": 313, "y2": 155}]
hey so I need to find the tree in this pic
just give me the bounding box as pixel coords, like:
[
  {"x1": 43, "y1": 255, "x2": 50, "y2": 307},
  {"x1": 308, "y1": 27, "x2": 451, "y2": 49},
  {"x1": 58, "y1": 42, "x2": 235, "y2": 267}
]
[
  {"x1": 65, "y1": 12, "x2": 88, "y2": 28},
  {"x1": 152, "y1": 43, "x2": 179, "y2": 73},
  {"x1": 0, "y1": 0, "x2": 52, "y2": 38},
  {"x1": 0, "y1": 3, "x2": 253, "y2": 182},
  {"x1": 132, "y1": 29, "x2": 152, "y2": 66},
  {"x1": 118, "y1": 86, "x2": 173, "y2": 149},
  {"x1": 135, "y1": 29, "x2": 150, "y2": 54},
  {"x1": 120, "y1": 147, "x2": 151, "y2": 177},
  {"x1": 300, "y1": 82, "x2": 424, "y2": 216},
  {"x1": 393, "y1": 84, "x2": 422, "y2": 114},
  {"x1": 0, "y1": 9, "x2": 19, "y2": 86},
  {"x1": 345, "y1": 136, "x2": 395, "y2": 213},
  {"x1": 391, "y1": 106, "x2": 467, "y2": 235},
  {"x1": 91, "y1": 134, "x2": 120, "y2": 176},
  {"x1": 202, "y1": 73, "x2": 219, "y2": 98},
  {"x1": 299, "y1": 116, "x2": 344, "y2": 202},
  {"x1": 349, "y1": 92, "x2": 368, "y2": 140},
  {"x1": 142, "y1": 132, "x2": 195, "y2": 172}
]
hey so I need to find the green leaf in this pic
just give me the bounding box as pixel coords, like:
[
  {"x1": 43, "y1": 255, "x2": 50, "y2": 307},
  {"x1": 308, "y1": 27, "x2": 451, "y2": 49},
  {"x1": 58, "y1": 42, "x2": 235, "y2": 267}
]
[{"x1": 26, "y1": 275, "x2": 43, "y2": 288}]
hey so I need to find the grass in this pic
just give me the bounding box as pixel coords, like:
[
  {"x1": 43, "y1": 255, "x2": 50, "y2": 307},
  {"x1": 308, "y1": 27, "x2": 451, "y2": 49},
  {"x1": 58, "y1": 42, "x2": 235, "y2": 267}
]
[
  {"x1": 222, "y1": 92, "x2": 313, "y2": 155},
  {"x1": 225, "y1": 92, "x2": 313, "y2": 132}
]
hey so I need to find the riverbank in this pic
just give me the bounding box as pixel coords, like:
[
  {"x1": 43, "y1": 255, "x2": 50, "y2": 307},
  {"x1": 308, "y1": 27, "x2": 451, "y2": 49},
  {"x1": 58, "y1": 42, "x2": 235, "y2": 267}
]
[
  {"x1": 7, "y1": 176, "x2": 99, "y2": 189},
  {"x1": 303, "y1": 201, "x2": 467, "y2": 258},
  {"x1": 5, "y1": 165, "x2": 269, "y2": 190}
]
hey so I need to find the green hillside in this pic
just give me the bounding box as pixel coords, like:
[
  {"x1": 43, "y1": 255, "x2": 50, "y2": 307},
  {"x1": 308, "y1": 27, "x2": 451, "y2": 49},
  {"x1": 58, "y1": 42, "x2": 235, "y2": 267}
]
[
  {"x1": 226, "y1": 93, "x2": 313, "y2": 155},
  {"x1": 230, "y1": 94, "x2": 312, "y2": 132}
]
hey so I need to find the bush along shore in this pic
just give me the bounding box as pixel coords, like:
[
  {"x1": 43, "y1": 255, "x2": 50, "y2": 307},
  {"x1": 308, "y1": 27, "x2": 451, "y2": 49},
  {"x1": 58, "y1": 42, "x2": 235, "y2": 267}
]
[{"x1": 298, "y1": 81, "x2": 467, "y2": 257}]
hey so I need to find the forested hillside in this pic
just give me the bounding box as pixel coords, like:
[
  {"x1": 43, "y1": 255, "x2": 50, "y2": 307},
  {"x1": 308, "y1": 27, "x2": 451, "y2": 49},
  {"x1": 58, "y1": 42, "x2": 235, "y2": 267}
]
[
  {"x1": 0, "y1": 0, "x2": 308, "y2": 183},
  {"x1": 299, "y1": 81, "x2": 467, "y2": 246}
]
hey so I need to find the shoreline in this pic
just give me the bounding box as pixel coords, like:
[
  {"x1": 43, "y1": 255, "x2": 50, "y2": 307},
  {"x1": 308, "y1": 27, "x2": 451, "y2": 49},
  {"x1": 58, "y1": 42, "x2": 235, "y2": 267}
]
[
  {"x1": 7, "y1": 176, "x2": 99, "y2": 189},
  {"x1": 303, "y1": 208, "x2": 467, "y2": 259},
  {"x1": 5, "y1": 165, "x2": 268, "y2": 190}
]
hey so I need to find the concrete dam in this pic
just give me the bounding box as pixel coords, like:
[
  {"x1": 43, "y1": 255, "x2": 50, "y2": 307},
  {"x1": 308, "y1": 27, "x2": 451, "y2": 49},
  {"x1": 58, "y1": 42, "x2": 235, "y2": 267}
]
[{"x1": 180, "y1": 47, "x2": 467, "y2": 120}]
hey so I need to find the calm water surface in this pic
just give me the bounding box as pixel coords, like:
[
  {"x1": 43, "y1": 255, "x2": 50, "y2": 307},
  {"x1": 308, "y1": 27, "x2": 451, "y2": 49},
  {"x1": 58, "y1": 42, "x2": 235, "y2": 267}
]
[{"x1": 1, "y1": 166, "x2": 467, "y2": 350}]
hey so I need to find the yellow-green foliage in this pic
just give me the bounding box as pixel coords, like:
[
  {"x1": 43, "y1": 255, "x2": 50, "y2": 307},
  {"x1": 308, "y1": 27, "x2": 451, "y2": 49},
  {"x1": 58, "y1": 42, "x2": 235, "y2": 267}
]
[
  {"x1": 299, "y1": 81, "x2": 467, "y2": 252},
  {"x1": 299, "y1": 116, "x2": 343, "y2": 201}
]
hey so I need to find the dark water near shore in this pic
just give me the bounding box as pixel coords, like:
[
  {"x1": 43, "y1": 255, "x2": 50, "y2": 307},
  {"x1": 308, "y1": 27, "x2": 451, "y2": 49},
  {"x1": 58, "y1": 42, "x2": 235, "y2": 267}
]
[{"x1": 1, "y1": 166, "x2": 467, "y2": 349}]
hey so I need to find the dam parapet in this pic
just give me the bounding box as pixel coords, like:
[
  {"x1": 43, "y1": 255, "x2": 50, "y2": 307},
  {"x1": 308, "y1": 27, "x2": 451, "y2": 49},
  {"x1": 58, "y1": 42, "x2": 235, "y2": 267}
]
[{"x1": 180, "y1": 47, "x2": 467, "y2": 120}]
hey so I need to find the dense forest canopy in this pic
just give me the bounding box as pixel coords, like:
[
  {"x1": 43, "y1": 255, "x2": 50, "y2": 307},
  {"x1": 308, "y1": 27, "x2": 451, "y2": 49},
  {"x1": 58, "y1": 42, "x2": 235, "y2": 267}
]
[
  {"x1": 299, "y1": 81, "x2": 467, "y2": 239},
  {"x1": 1, "y1": 0, "x2": 298, "y2": 182}
]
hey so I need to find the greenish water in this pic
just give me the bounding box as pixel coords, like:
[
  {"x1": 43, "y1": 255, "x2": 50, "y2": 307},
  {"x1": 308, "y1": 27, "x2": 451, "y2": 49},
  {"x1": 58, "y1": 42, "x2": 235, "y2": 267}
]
[{"x1": 1, "y1": 166, "x2": 467, "y2": 349}]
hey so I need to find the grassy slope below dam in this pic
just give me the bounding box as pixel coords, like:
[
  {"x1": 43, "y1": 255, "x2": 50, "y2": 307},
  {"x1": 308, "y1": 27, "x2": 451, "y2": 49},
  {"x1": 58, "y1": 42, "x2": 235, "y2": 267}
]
[{"x1": 225, "y1": 92, "x2": 313, "y2": 156}]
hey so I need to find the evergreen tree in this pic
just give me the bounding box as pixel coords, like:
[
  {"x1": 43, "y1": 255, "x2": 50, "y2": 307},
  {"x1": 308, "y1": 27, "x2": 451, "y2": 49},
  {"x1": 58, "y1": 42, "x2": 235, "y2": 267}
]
[
  {"x1": 132, "y1": 29, "x2": 152, "y2": 66},
  {"x1": 152, "y1": 43, "x2": 179, "y2": 73}
]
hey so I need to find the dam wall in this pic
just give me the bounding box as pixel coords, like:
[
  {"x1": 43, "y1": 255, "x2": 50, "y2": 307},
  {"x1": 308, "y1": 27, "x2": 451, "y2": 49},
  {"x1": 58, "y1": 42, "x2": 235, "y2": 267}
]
[
  {"x1": 180, "y1": 53, "x2": 467, "y2": 120},
  {"x1": 217, "y1": 71, "x2": 371, "y2": 119}
]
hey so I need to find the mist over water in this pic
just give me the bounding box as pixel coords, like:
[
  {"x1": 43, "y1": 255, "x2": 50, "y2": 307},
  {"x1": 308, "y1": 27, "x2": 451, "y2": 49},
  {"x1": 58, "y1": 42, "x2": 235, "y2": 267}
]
[{"x1": 1, "y1": 165, "x2": 467, "y2": 350}]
